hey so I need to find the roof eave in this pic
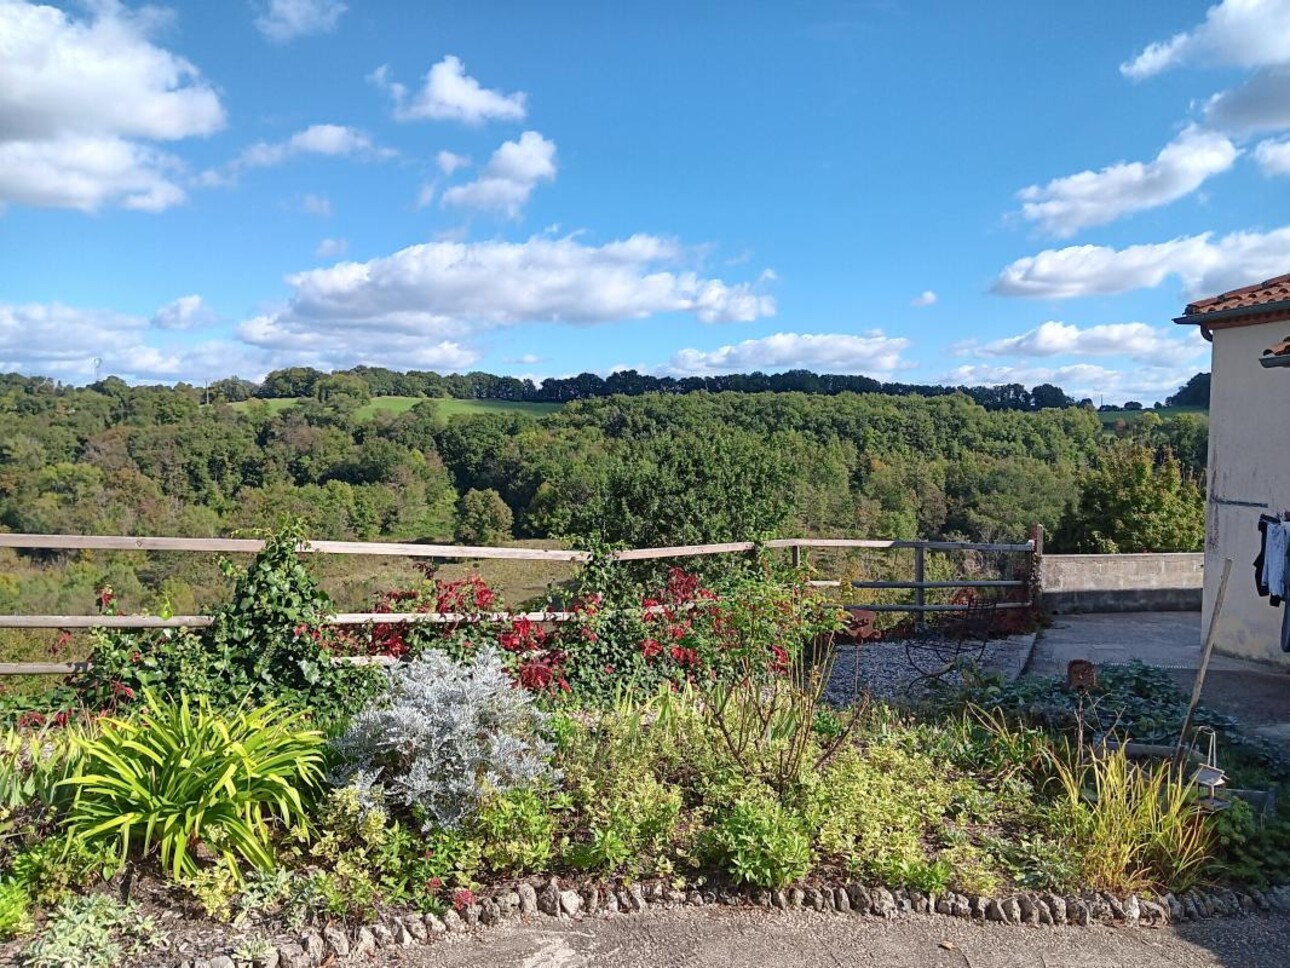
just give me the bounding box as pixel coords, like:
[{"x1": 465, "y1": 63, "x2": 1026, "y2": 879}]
[{"x1": 1174, "y1": 298, "x2": 1290, "y2": 328}]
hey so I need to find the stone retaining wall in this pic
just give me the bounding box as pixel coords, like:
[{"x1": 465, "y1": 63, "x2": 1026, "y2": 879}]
[{"x1": 1041, "y1": 553, "x2": 1203, "y2": 614}]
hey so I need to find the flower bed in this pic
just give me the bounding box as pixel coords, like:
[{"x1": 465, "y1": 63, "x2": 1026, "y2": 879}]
[{"x1": 2, "y1": 527, "x2": 1288, "y2": 967}]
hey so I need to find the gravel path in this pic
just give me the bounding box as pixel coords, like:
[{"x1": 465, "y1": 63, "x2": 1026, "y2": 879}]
[
  {"x1": 387, "y1": 904, "x2": 1290, "y2": 968},
  {"x1": 824, "y1": 633, "x2": 1037, "y2": 704}
]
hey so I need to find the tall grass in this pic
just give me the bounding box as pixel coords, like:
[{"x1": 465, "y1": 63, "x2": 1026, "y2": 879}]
[{"x1": 1049, "y1": 743, "x2": 1212, "y2": 892}]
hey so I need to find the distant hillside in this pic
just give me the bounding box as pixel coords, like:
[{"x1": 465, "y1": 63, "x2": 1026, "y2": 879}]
[{"x1": 229, "y1": 396, "x2": 562, "y2": 420}]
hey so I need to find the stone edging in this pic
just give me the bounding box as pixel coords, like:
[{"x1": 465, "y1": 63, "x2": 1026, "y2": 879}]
[{"x1": 176, "y1": 878, "x2": 1290, "y2": 968}]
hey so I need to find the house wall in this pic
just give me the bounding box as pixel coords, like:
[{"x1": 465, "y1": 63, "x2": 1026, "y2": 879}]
[
  {"x1": 1204, "y1": 320, "x2": 1290, "y2": 664},
  {"x1": 1041, "y1": 553, "x2": 1202, "y2": 613}
]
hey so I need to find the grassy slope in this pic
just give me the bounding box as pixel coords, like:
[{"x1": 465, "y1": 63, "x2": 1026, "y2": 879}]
[{"x1": 228, "y1": 397, "x2": 562, "y2": 420}]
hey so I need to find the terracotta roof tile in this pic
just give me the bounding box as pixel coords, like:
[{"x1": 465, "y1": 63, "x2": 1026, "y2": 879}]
[
  {"x1": 1185, "y1": 273, "x2": 1290, "y2": 316},
  {"x1": 1263, "y1": 336, "x2": 1290, "y2": 359}
]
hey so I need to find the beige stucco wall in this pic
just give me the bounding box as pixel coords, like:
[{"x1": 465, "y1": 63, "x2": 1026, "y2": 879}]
[{"x1": 1203, "y1": 320, "x2": 1290, "y2": 663}]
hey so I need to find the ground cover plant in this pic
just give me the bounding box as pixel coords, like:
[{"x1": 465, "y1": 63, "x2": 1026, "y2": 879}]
[{"x1": 0, "y1": 528, "x2": 1278, "y2": 964}]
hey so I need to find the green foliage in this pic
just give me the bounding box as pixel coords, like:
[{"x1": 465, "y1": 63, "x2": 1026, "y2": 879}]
[
  {"x1": 473, "y1": 787, "x2": 557, "y2": 874},
  {"x1": 0, "y1": 879, "x2": 32, "y2": 941},
  {"x1": 454, "y1": 487, "x2": 514, "y2": 544},
  {"x1": 9, "y1": 838, "x2": 117, "y2": 907},
  {"x1": 72, "y1": 524, "x2": 381, "y2": 728},
  {"x1": 1054, "y1": 441, "x2": 1204, "y2": 552},
  {"x1": 20, "y1": 894, "x2": 158, "y2": 968},
  {"x1": 706, "y1": 789, "x2": 812, "y2": 889},
  {"x1": 1048, "y1": 743, "x2": 1212, "y2": 893},
  {"x1": 63, "y1": 691, "x2": 326, "y2": 879}
]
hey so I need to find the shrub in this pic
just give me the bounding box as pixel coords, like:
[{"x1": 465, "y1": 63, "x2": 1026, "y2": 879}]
[
  {"x1": 72, "y1": 525, "x2": 380, "y2": 729},
  {"x1": 455, "y1": 488, "x2": 514, "y2": 545},
  {"x1": 21, "y1": 894, "x2": 158, "y2": 968},
  {"x1": 706, "y1": 790, "x2": 812, "y2": 889},
  {"x1": 332, "y1": 648, "x2": 554, "y2": 829},
  {"x1": 0, "y1": 879, "x2": 32, "y2": 941},
  {"x1": 62, "y1": 691, "x2": 326, "y2": 879},
  {"x1": 474, "y1": 787, "x2": 557, "y2": 874}
]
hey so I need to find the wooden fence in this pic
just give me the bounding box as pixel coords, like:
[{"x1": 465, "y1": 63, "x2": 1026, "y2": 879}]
[{"x1": 0, "y1": 528, "x2": 1042, "y2": 675}]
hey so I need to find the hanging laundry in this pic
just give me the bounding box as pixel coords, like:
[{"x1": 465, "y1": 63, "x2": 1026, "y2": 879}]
[
  {"x1": 1265, "y1": 520, "x2": 1290, "y2": 605},
  {"x1": 1256, "y1": 513, "x2": 1278, "y2": 599}
]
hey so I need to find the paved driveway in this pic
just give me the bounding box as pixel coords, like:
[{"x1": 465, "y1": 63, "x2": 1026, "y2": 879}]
[{"x1": 382, "y1": 906, "x2": 1290, "y2": 968}]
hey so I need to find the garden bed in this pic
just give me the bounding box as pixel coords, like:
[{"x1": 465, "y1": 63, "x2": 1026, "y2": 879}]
[{"x1": 3, "y1": 530, "x2": 1289, "y2": 968}]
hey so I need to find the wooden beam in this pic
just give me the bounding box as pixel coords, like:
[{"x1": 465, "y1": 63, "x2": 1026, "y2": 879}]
[{"x1": 851, "y1": 580, "x2": 1027, "y2": 590}]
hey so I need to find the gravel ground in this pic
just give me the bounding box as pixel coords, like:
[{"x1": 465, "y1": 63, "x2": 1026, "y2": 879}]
[
  {"x1": 825, "y1": 633, "x2": 1037, "y2": 704},
  {"x1": 387, "y1": 904, "x2": 1290, "y2": 968}
]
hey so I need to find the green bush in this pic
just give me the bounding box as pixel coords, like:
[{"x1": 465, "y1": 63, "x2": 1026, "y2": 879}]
[
  {"x1": 706, "y1": 790, "x2": 812, "y2": 889},
  {"x1": 63, "y1": 691, "x2": 326, "y2": 879},
  {"x1": 474, "y1": 787, "x2": 557, "y2": 874},
  {"x1": 0, "y1": 879, "x2": 32, "y2": 941}
]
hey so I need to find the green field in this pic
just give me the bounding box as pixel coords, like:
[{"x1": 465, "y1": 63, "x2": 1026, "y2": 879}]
[
  {"x1": 1096, "y1": 405, "x2": 1207, "y2": 426},
  {"x1": 229, "y1": 396, "x2": 562, "y2": 420}
]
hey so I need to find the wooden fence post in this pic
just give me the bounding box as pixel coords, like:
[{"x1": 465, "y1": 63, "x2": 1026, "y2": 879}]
[
  {"x1": 1028, "y1": 523, "x2": 1045, "y2": 609},
  {"x1": 791, "y1": 543, "x2": 802, "y2": 569},
  {"x1": 913, "y1": 543, "x2": 926, "y2": 631}
]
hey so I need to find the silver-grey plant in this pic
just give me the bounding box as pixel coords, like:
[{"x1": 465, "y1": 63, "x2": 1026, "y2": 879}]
[{"x1": 331, "y1": 647, "x2": 554, "y2": 829}]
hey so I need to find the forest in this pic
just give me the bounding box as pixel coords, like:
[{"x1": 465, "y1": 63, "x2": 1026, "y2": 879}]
[{"x1": 0, "y1": 369, "x2": 1207, "y2": 631}]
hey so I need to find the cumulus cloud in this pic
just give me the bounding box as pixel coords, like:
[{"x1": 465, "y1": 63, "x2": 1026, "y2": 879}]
[
  {"x1": 1014, "y1": 127, "x2": 1239, "y2": 237},
  {"x1": 1206, "y1": 69, "x2": 1290, "y2": 135},
  {"x1": 940, "y1": 362, "x2": 1198, "y2": 406},
  {"x1": 993, "y1": 225, "x2": 1290, "y2": 299},
  {"x1": 1121, "y1": 0, "x2": 1290, "y2": 79},
  {"x1": 911, "y1": 290, "x2": 938, "y2": 307},
  {"x1": 441, "y1": 131, "x2": 556, "y2": 217},
  {"x1": 0, "y1": 0, "x2": 225, "y2": 212},
  {"x1": 1255, "y1": 137, "x2": 1290, "y2": 174},
  {"x1": 667, "y1": 331, "x2": 909, "y2": 376},
  {"x1": 315, "y1": 237, "x2": 347, "y2": 258},
  {"x1": 968, "y1": 321, "x2": 1208, "y2": 367},
  {"x1": 253, "y1": 0, "x2": 346, "y2": 43},
  {"x1": 371, "y1": 56, "x2": 527, "y2": 125},
  {"x1": 151, "y1": 294, "x2": 218, "y2": 330},
  {"x1": 236, "y1": 233, "x2": 775, "y2": 371},
  {"x1": 0, "y1": 301, "x2": 186, "y2": 380}
]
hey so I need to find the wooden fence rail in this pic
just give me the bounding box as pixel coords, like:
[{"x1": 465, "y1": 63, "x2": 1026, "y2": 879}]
[{"x1": 0, "y1": 528, "x2": 1041, "y2": 675}]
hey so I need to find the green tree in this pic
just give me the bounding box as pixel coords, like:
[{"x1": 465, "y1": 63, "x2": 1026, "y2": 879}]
[
  {"x1": 1053, "y1": 442, "x2": 1204, "y2": 553},
  {"x1": 455, "y1": 488, "x2": 514, "y2": 545}
]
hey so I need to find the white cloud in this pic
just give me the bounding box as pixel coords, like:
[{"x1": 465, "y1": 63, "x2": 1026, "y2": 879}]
[
  {"x1": 968, "y1": 320, "x2": 1207, "y2": 367},
  {"x1": 437, "y1": 150, "x2": 471, "y2": 175},
  {"x1": 199, "y1": 124, "x2": 388, "y2": 184},
  {"x1": 301, "y1": 193, "x2": 332, "y2": 216},
  {"x1": 1255, "y1": 137, "x2": 1290, "y2": 174},
  {"x1": 1014, "y1": 127, "x2": 1238, "y2": 237},
  {"x1": 1207, "y1": 69, "x2": 1290, "y2": 134},
  {"x1": 0, "y1": 0, "x2": 225, "y2": 213},
  {"x1": 315, "y1": 237, "x2": 347, "y2": 258},
  {"x1": 372, "y1": 56, "x2": 527, "y2": 125},
  {"x1": 668, "y1": 331, "x2": 910, "y2": 376},
  {"x1": 993, "y1": 225, "x2": 1290, "y2": 299},
  {"x1": 414, "y1": 183, "x2": 436, "y2": 209},
  {"x1": 1121, "y1": 0, "x2": 1290, "y2": 79},
  {"x1": 940, "y1": 362, "x2": 1198, "y2": 406},
  {"x1": 911, "y1": 290, "x2": 938, "y2": 307},
  {"x1": 441, "y1": 131, "x2": 556, "y2": 217},
  {"x1": 237, "y1": 233, "x2": 775, "y2": 371},
  {"x1": 253, "y1": 0, "x2": 346, "y2": 43},
  {"x1": 0, "y1": 301, "x2": 185, "y2": 380},
  {"x1": 151, "y1": 294, "x2": 217, "y2": 330},
  {"x1": 506, "y1": 353, "x2": 543, "y2": 366}
]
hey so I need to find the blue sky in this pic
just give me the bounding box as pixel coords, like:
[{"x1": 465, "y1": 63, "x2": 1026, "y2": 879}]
[{"x1": 3, "y1": 0, "x2": 1290, "y2": 402}]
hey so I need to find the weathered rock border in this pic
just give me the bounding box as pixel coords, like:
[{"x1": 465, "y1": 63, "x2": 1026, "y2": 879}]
[{"x1": 175, "y1": 878, "x2": 1290, "y2": 968}]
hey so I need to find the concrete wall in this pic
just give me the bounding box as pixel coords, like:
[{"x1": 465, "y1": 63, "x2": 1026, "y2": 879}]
[
  {"x1": 1041, "y1": 553, "x2": 1203, "y2": 613},
  {"x1": 1203, "y1": 321, "x2": 1290, "y2": 665}
]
